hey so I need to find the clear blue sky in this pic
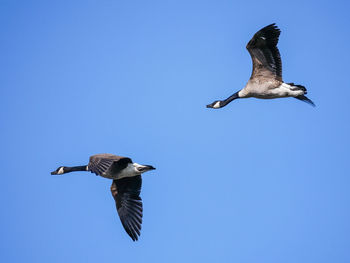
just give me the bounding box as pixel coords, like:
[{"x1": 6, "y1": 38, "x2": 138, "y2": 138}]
[{"x1": 1, "y1": 0, "x2": 350, "y2": 262}]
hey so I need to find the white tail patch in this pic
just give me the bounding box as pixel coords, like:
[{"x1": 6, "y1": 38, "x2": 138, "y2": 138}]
[
  {"x1": 277, "y1": 83, "x2": 304, "y2": 97},
  {"x1": 280, "y1": 83, "x2": 292, "y2": 89}
]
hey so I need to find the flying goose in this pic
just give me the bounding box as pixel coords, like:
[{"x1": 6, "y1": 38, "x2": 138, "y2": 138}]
[
  {"x1": 51, "y1": 153, "x2": 156, "y2": 241},
  {"x1": 206, "y1": 23, "x2": 315, "y2": 109}
]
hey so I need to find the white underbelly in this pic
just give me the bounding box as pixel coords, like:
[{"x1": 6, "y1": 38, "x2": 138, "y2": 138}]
[
  {"x1": 252, "y1": 83, "x2": 303, "y2": 99},
  {"x1": 96, "y1": 163, "x2": 140, "y2": 179}
]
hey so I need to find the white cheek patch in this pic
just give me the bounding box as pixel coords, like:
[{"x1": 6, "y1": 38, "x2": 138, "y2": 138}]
[
  {"x1": 213, "y1": 101, "x2": 221, "y2": 109},
  {"x1": 133, "y1": 163, "x2": 143, "y2": 172},
  {"x1": 57, "y1": 167, "x2": 64, "y2": 175},
  {"x1": 118, "y1": 163, "x2": 139, "y2": 179},
  {"x1": 133, "y1": 163, "x2": 151, "y2": 173}
]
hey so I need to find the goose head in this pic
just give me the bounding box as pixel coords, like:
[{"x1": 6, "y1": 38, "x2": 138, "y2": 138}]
[
  {"x1": 51, "y1": 166, "x2": 65, "y2": 175},
  {"x1": 206, "y1": 100, "x2": 222, "y2": 109},
  {"x1": 133, "y1": 163, "x2": 156, "y2": 174},
  {"x1": 207, "y1": 91, "x2": 240, "y2": 109}
]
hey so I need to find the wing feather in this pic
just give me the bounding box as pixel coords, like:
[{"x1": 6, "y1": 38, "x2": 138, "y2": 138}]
[
  {"x1": 110, "y1": 176, "x2": 143, "y2": 241},
  {"x1": 88, "y1": 154, "x2": 132, "y2": 176},
  {"x1": 246, "y1": 23, "x2": 282, "y2": 81}
]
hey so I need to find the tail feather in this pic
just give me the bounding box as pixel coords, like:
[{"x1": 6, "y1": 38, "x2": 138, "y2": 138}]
[
  {"x1": 295, "y1": 95, "x2": 315, "y2": 107},
  {"x1": 294, "y1": 85, "x2": 307, "y2": 92},
  {"x1": 287, "y1": 82, "x2": 314, "y2": 106}
]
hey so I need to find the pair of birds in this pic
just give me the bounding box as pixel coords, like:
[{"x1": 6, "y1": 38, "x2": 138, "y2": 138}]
[{"x1": 51, "y1": 24, "x2": 315, "y2": 242}]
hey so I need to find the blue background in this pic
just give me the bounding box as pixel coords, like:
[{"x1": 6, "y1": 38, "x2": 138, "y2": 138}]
[{"x1": 1, "y1": 0, "x2": 350, "y2": 262}]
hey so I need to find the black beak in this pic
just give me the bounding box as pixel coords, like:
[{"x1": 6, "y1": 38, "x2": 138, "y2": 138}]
[
  {"x1": 206, "y1": 104, "x2": 213, "y2": 108},
  {"x1": 51, "y1": 171, "x2": 58, "y2": 175},
  {"x1": 147, "y1": 165, "x2": 156, "y2": 170}
]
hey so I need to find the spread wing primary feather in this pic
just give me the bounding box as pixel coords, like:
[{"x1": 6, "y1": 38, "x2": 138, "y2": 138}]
[
  {"x1": 110, "y1": 176, "x2": 143, "y2": 241},
  {"x1": 246, "y1": 23, "x2": 282, "y2": 81}
]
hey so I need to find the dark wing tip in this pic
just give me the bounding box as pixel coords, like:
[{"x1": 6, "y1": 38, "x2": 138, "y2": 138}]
[
  {"x1": 118, "y1": 200, "x2": 143, "y2": 241},
  {"x1": 261, "y1": 23, "x2": 280, "y2": 32},
  {"x1": 112, "y1": 177, "x2": 143, "y2": 241},
  {"x1": 247, "y1": 23, "x2": 281, "y2": 49},
  {"x1": 264, "y1": 23, "x2": 278, "y2": 29},
  {"x1": 121, "y1": 221, "x2": 140, "y2": 241},
  {"x1": 259, "y1": 23, "x2": 281, "y2": 42}
]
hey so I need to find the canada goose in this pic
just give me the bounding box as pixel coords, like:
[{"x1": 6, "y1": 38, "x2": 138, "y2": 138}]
[
  {"x1": 206, "y1": 23, "x2": 315, "y2": 109},
  {"x1": 51, "y1": 153, "x2": 156, "y2": 241}
]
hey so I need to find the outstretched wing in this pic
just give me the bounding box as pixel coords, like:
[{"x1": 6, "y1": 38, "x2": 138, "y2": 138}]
[
  {"x1": 110, "y1": 176, "x2": 143, "y2": 241},
  {"x1": 246, "y1": 23, "x2": 282, "y2": 81},
  {"x1": 88, "y1": 155, "x2": 132, "y2": 176}
]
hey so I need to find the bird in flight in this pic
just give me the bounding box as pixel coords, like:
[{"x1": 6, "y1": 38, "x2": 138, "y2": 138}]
[
  {"x1": 51, "y1": 153, "x2": 156, "y2": 241},
  {"x1": 206, "y1": 23, "x2": 315, "y2": 109}
]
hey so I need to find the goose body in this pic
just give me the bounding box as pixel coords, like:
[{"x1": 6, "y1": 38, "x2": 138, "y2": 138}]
[
  {"x1": 87, "y1": 154, "x2": 148, "y2": 179},
  {"x1": 51, "y1": 153, "x2": 156, "y2": 241},
  {"x1": 207, "y1": 24, "x2": 315, "y2": 109}
]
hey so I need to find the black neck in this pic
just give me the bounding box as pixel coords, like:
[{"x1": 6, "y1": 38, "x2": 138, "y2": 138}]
[
  {"x1": 222, "y1": 91, "x2": 239, "y2": 106},
  {"x1": 64, "y1": 165, "x2": 87, "y2": 173}
]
